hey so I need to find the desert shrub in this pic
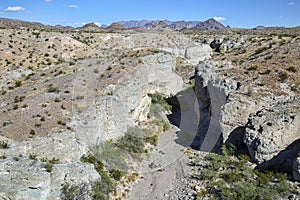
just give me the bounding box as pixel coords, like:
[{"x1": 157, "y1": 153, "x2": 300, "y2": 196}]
[
  {"x1": 194, "y1": 146, "x2": 297, "y2": 200},
  {"x1": 43, "y1": 163, "x2": 53, "y2": 173},
  {"x1": 260, "y1": 69, "x2": 271, "y2": 75},
  {"x1": 30, "y1": 129, "x2": 35, "y2": 135},
  {"x1": 54, "y1": 97, "x2": 61, "y2": 102},
  {"x1": 145, "y1": 134, "x2": 159, "y2": 146},
  {"x1": 279, "y1": 71, "x2": 288, "y2": 82},
  {"x1": 0, "y1": 141, "x2": 9, "y2": 149},
  {"x1": 92, "y1": 173, "x2": 115, "y2": 200},
  {"x1": 115, "y1": 131, "x2": 145, "y2": 154},
  {"x1": 81, "y1": 154, "x2": 104, "y2": 173},
  {"x1": 57, "y1": 120, "x2": 66, "y2": 126},
  {"x1": 111, "y1": 169, "x2": 125, "y2": 181},
  {"x1": 29, "y1": 153, "x2": 37, "y2": 160},
  {"x1": 47, "y1": 86, "x2": 60, "y2": 93},
  {"x1": 76, "y1": 95, "x2": 85, "y2": 100},
  {"x1": 15, "y1": 80, "x2": 22, "y2": 87},
  {"x1": 247, "y1": 65, "x2": 258, "y2": 71},
  {"x1": 13, "y1": 104, "x2": 19, "y2": 110},
  {"x1": 254, "y1": 46, "x2": 269, "y2": 54},
  {"x1": 286, "y1": 66, "x2": 297, "y2": 73},
  {"x1": 14, "y1": 96, "x2": 25, "y2": 103},
  {"x1": 147, "y1": 93, "x2": 172, "y2": 111},
  {"x1": 60, "y1": 183, "x2": 89, "y2": 200},
  {"x1": 81, "y1": 153, "x2": 116, "y2": 200},
  {"x1": 1, "y1": 90, "x2": 6, "y2": 95}
]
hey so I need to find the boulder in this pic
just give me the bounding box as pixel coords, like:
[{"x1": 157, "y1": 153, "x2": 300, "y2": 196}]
[
  {"x1": 184, "y1": 45, "x2": 212, "y2": 65},
  {"x1": 244, "y1": 100, "x2": 300, "y2": 163},
  {"x1": 0, "y1": 158, "x2": 99, "y2": 200}
]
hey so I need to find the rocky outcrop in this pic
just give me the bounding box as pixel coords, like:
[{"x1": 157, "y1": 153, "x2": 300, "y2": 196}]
[
  {"x1": 192, "y1": 61, "x2": 300, "y2": 181},
  {"x1": 0, "y1": 52, "x2": 184, "y2": 198},
  {"x1": 184, "y1": 46, "x2": 212, "y2": 65},
  {"x1": 244, "y1": 101, "x2": 300, "y2": 163},
  {"x1": 191, "y1": 61, "x2": 238, "y2": 151},
  {"x1": 0, "y1": 158, "x2": 99, "y2": 200}
]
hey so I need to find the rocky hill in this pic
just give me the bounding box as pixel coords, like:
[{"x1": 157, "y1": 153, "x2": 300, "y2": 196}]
[
  {"x1": 117, "y1": 18, "x2": 226, "y2": 30},
  {"x1": 0, "y1": 18, "x2": 299, "y2": 199}
]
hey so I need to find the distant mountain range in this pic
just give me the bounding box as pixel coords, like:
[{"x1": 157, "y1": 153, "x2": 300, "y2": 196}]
[
  {"x1": 0, "y1": 17, "x2": 228, "y2": 31},
  {"x1": 117, "y1": 18, "x2": 226, "y2": 30}
]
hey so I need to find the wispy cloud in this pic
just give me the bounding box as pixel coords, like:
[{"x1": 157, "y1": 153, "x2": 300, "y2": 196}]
[
  {"x1": 213, "y1": 16, "x2": 226, "y2": 21},
  {"x1": 5, "y1": 6, "x2": 25, "y2": 11},
  {"x1": 68, "y1": 5, "x2": 78, "y2": 8},
  {"x1": 45, "y1": 0, "x2": 53, "y2": 2},
  {"x1": 289, "y1": 2, "x2": 295, "y2": 5},
  {"x1": 0, "y1": 12, "x2": 3, "y2": 15}
]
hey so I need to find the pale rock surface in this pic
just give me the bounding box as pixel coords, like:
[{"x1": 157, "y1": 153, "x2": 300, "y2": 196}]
[
  {"x1": 0, "y1": 158, "x2": 99, "y2": 200},
  {"x1": 184, "y1": 45, "x2": 212, "y2": 65},
  {"x1": 244, "y1": 100, "x2": 300, "y2": 163}
]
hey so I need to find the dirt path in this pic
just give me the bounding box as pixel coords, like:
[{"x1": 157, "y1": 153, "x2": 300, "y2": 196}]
[{"x1": 127, "y1": 88, "x2": 201, "y2": 200}]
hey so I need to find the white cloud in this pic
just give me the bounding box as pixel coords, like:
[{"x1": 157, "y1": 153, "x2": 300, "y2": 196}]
[
  {"x1": 288, "y1": 2, "x2": 295, "y2": 5},
  {"x1": 94, "y1": 22, "x2": 102, "y2": 27},
  {"x1": 45, "y1": 0, "x2": 53, "y2": 2},
  {"x1": 5, "y1": 6, "x2": 25, "y2": 11},
  {"x1": 68, "y1": 5, "x2": 78, "y2": 8},
  {"x1": 213, "y1": 16, "x2": 226, "y2": 21}
]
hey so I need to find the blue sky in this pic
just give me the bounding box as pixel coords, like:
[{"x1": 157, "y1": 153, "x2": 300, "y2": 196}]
[{"x1": 0, "y1": 0, "x2": 299, "y2": 28}]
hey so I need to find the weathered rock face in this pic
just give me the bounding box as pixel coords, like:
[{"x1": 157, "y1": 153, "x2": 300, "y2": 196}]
[
  {"x1": 0, "y1": 158, "x2": 99, "y2": 200},
  {"x1": 244, "y1": 101, "x2": 300, "y2": 163},
  {"x1": 184, "y1": 45, "x2": 212, "y2": 65},
  {"x1": 0, "y1": 51, "x2": 184, "y2": 198},
  {"x1": 192, "y1": 61, "x2": 300, "y2": 181},
  {"x1": 191, "y1": 61, "x2": 238, "y2": 151},
  {"x1": 71, "y1": 52, "x2": 184, "y2": 146}
]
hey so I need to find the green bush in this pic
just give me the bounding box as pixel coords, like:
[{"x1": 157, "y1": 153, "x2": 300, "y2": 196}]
[
  {"x1": 254, "y1": 46, "x2": 269, "y2": 54},
  {"x1": 116, "y1": 132, "x2": 145, "y2": 154},
  {"x1": 145, "y1": 134, "x2": 159, "y2": 146},
  {"x1": 147, "y1": 93, "x2": 172, "y2": 111},
  {"x1": 247, "y1": 65, "x2": 258, "y2": 71},
  {"x1": 260, "y1": 69, "x2": 271, "y2": 75},
  {"x1": 60, "y1": 183, "x2": 89, "y2": 200},
  {"x1": 111, "y1": 169, "x2": 125, "y2": 181},
  {"x1": 0, "y1": 141, "x2": 9, "y2": 149},
  {"x1": 43, "y1": 163, "x2": 53, "y2": 173},
  {"x1": 194, "y1": 146, "x2": 297, "y2": 200},
  {"x1": 15, "y1": 80, "x2": 22, "y2": 87},
  {"x1": 279, "y1": 71, "x2": 288, "y2": 82},
  {"x1": 286, "y1": 66, "x2": 297, "y2": 73},
  {"x1": 81, "y1": 154, "x2": 104, "y2": 173},
  {"x1": 47, "y1": 86, "x2": 60, "y2": 93}
]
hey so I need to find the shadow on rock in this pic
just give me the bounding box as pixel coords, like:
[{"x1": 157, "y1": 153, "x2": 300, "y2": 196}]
[{"x1": 256, "y1": 138, "x2": 300, "y2": 179}]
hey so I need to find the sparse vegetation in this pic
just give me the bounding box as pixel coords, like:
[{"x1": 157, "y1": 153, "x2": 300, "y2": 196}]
[
  {"x1": 286, "y1": 66, "x2": 297, "y2": 73},
  {"x1": 15, "y1": 80, "x2": 22, "y2": 87},
  {"x1": 254, "y1": 46, "x2": 269, "y2": 54},
  {"x1": 0, "y1": 140, "x2": 9, "y2": 149},
  {"x1": 279, "y1": 71, "x2": 288, "y2": 82},
  {"x1": 76, "y1": 95, "x2": 85, "y2": 100},
  {"x1": 192, "y1": 146, "x2": 297, "y2": 200},
  {"x1": 47, "y1": 86, "x2": 60, "y2": 93},
  {"x1": 106, "y1": 66, "x2": 112, "y2": 71},
  {"x1": 247, "y1": 65, "x2": 258, "y2": 71}
]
